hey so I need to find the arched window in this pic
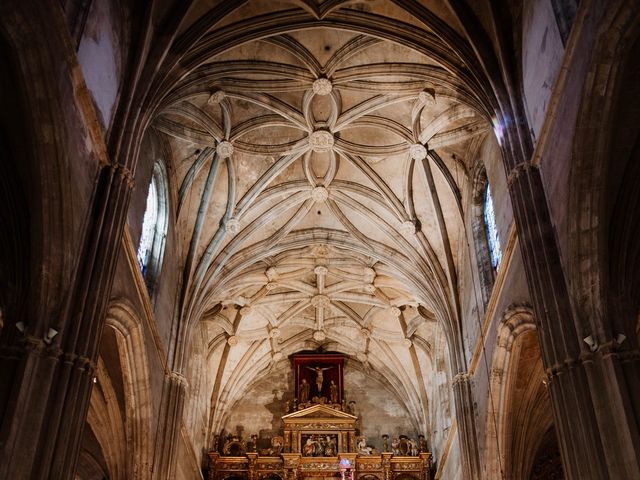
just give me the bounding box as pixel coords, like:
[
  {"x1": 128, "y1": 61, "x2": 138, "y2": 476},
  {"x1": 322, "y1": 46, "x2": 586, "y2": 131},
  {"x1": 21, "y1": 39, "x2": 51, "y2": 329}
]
[
  {"x1": 137, "y1": 178, "x2": 158, "y2": 272},
  {"x1": 484, "y1": 184, "x2": 502, "y2": 269},
  {"x1": 137, "y1": 163, "x2": 168, "y2": 288},
  {"x1": 471, "y1": 166, "x2": 500, "y2": 307}
]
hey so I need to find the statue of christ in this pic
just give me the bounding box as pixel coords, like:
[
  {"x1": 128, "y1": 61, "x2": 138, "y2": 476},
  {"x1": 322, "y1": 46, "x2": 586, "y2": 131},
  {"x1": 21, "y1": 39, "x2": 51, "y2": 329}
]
[{"x1": 306, "y1": 365, "x2": 334, "y2": 394}]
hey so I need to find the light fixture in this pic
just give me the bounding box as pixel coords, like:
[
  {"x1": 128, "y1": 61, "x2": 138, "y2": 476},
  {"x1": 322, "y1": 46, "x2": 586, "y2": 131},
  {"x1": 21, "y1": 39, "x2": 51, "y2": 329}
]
[
  {"x1": 44, "y1": 328, "x2": 58, "y2": 344},
  {"x1": 583, "y1": 335, "x2": 597, "y2": 352}
]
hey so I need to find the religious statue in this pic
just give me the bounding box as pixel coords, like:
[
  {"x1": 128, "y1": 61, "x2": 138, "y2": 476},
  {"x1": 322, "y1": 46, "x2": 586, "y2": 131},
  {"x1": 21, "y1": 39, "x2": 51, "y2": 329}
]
[
  {"x1": 382, "y1": 434, "x2": 389, "y2": 452},
  {"x1": 418, "y1": 434, "x2": 427, "y2": 453},
  {"x1": 329, "y1": 380, "x2": 338, "y2": 403},
  {"x1": 356, "y1": 436, "x2": 373, "y2": 455},
  {"x1": 391, "y1": 437, "x2": 400, "y2": 455},
  {"x1": 299, "y1": 378, "x2": 310, "y2": 403},
  {"x1": 306, "y1": 365, "x2": 334, "y2": 394},
  {"x1": 270, "y1": 436, "x2": 283, "y2": 455},
  {"x1": 409, "y1": 438, "x2": 418, "y2": 456}
]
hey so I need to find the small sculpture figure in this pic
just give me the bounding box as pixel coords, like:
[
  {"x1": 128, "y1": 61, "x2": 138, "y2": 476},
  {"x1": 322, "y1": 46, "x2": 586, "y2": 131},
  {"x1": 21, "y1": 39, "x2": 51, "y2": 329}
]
[
  {"x1": 299, "y1": 378, "x2": 310, "y2": 403},
  {"x1": 391, "y1": 437, "x2": 400, "y2": 455},
  {"x1": 270, "y1": 436, "x2": 283, "y2": 455},
  {"x1": 356, "y1": 436, "x2": 373, "y2": 455},
  {"x1": 418, "y1": 434, "x2": 427, "y2": 453},
  {"x1": 409, "y1": 438, "x2": 418, "y2": 456},
  {"x1": 329, "y1": 380, "x2": 338, "y2": 403},
  {"x1": 382, "y1": 434, "x2": 389, "y2": 452}
]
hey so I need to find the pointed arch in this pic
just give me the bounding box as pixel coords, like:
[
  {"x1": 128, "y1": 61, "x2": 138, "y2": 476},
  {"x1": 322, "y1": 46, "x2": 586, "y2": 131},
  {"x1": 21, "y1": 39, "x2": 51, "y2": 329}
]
[
  {"x1": 104, "y1": 301, "x2": 154, "y2": 480},
  {"x1": 485, "y1": 304, "x2": 561, "y2": 479}
]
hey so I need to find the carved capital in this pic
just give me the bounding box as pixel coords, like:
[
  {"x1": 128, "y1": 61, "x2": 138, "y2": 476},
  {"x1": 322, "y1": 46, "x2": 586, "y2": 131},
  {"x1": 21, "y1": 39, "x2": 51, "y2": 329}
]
[
  {"x1": 452, "y1": 372, "x2": 471, "y2": 386},
  {"x1": 507, "y1": 161, "x2": 538, "y2": 187}
]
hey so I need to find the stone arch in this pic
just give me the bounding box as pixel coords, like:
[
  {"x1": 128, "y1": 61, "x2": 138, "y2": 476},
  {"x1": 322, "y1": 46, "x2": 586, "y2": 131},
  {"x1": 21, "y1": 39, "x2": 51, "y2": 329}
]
[
  {"x1": 566, "y1": 7, "x2": 640, "y2": 467},
  {"x1": 568, "y1": 0, "x2": 640, "y2": 344},
  {"x1": 85, "y1": 357, "x2": 128, "y2": 480},
  {"x1": 103, "y1": 301, "x2": 154, "y2": 480},
  {"x1": 484, "y1": 304, "x2": 561, "y2": 479},
  {"x1": 0, "y1": 9, "x2": 85, "y2": 335}
]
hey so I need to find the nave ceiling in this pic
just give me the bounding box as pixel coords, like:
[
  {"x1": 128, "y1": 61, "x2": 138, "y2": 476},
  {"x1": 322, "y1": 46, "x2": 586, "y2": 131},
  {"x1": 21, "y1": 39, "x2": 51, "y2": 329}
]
[{"x1": 149, "y1": 0, "x2": 496, "y2": 436}]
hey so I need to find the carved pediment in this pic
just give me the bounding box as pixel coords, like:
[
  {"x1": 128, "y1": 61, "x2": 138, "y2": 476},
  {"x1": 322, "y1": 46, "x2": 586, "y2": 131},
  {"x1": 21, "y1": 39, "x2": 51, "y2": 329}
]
[{"x1": 282, "y1": 404, "x2": 357, "y2": 421}]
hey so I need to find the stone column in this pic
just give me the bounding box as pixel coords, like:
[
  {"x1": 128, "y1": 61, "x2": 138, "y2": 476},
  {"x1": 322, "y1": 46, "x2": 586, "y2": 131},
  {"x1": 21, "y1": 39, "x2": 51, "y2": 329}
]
[
  {"x1": 0, "y1": 1, "x2": 150, "y2": 478},
  {"x1": 0, "y1": 160, "x2": 135, "y2": 479},
  {"x1": 152, "y1": 372, "x2": 188, "y2": 480},
  {"x1": 451, "y1": 372, "x2": 481, "y2": 480},
  {"x1": 506, "y1": 163, "x2": 609, "y2": 478}
]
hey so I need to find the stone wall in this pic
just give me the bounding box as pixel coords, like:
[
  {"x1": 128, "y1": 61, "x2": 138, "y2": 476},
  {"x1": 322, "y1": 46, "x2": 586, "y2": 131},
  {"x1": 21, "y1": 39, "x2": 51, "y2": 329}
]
[{"x1": 221, "y1": 359, "x2": 418, "y2": 453}]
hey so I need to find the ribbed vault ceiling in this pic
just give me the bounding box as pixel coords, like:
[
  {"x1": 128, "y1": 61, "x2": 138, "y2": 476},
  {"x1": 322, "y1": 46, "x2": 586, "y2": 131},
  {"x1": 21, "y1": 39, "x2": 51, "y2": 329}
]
[{"x1": 152, "y1": 0, "x2": 493, "y2": 436}]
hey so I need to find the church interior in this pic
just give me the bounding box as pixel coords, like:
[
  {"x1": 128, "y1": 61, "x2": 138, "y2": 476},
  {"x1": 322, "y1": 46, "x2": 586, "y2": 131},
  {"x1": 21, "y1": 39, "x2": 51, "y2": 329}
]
[{"x1": 0, "y1": 1, "x2": 639, "y2": 479}]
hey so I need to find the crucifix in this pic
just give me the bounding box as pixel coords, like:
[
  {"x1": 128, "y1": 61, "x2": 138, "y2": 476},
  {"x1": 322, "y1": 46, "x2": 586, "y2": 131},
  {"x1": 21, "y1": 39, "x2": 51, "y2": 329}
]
[{"x1": 306, "y1": 365, "x2": 334, "y2": 395}]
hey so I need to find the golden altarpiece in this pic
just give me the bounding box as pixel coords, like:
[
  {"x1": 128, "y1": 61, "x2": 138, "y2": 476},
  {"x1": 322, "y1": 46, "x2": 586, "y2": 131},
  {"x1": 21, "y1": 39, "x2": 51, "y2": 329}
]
[{"x1": 208, "y1": 353, "x2": 432, "y2": 480}]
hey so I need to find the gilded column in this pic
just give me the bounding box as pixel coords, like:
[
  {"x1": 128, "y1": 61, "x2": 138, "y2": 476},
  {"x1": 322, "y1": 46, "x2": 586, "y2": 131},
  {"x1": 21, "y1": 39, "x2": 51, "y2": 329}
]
[
  {"x1": 281, "y1": 453, "x2": 300, "y2": 480},
  {"x1": 208, "y1": 452, "x2": 220, "y2": 480},
  {"x1": 381, "y1": 452, "x2": 393, "y2": 480},
  {"x1": 247, "y1": 452, "x2": 258, "y2": 480}
]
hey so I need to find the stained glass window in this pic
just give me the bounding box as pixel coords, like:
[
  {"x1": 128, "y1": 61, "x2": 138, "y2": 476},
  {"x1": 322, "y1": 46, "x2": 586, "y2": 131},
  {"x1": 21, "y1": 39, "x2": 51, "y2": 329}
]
[
  {"x1": 484, "y1": 184, "x2": 502, "y2": 269},
  {"x1": 137, "y1": 177, "x2": 158, "y2": 276}
]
